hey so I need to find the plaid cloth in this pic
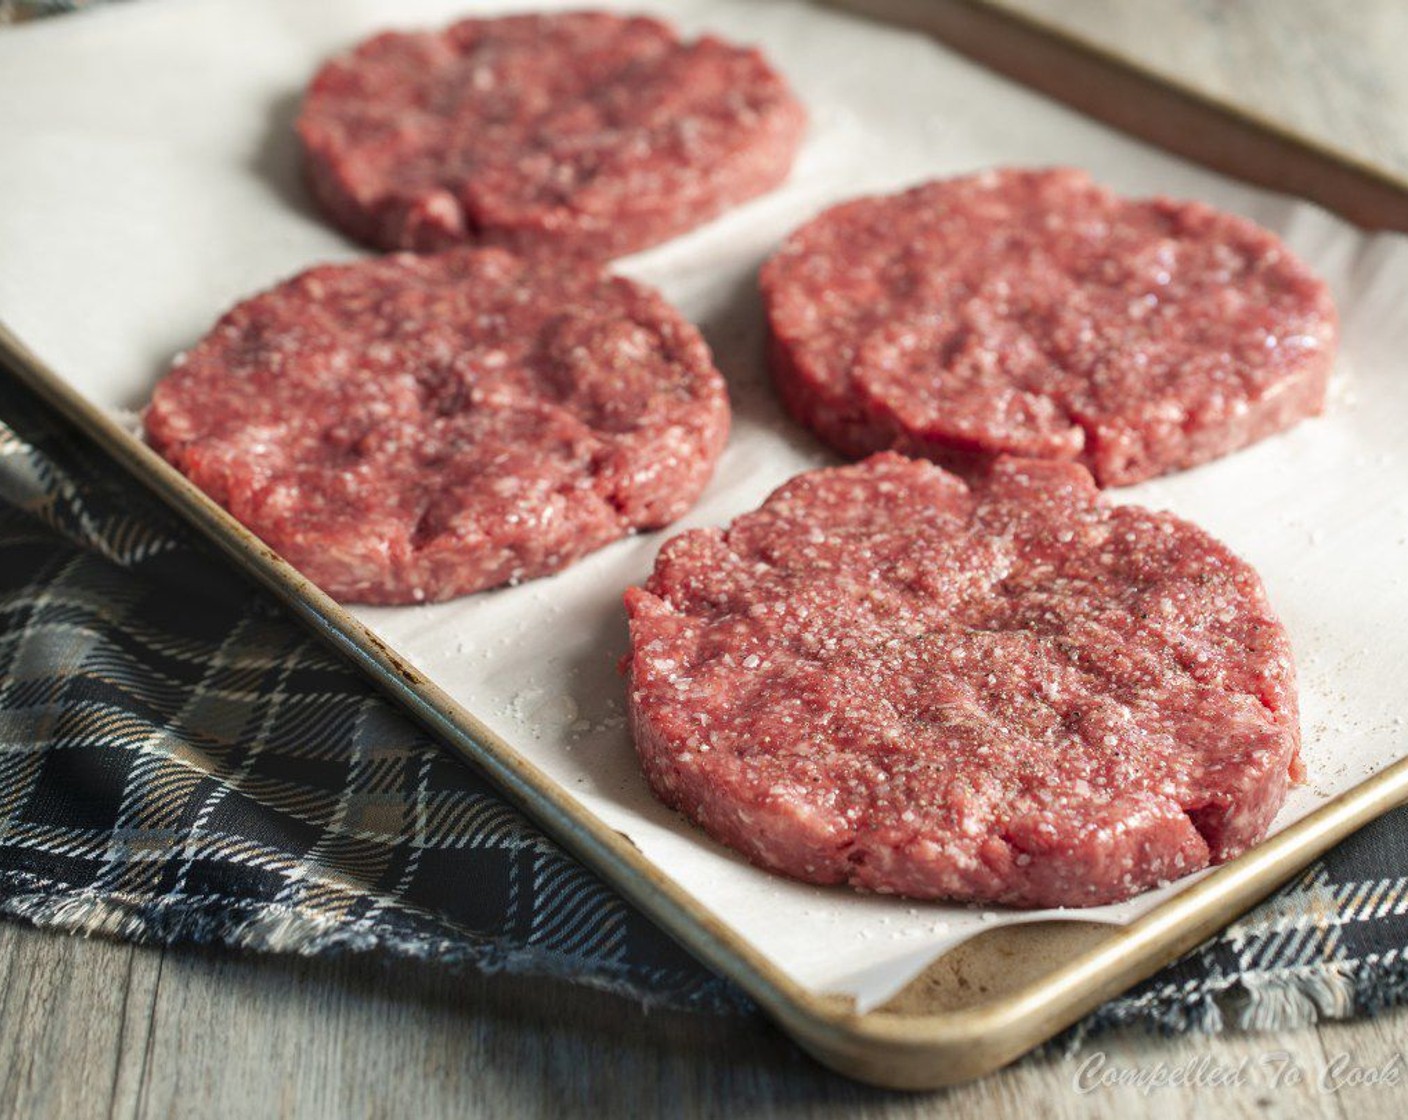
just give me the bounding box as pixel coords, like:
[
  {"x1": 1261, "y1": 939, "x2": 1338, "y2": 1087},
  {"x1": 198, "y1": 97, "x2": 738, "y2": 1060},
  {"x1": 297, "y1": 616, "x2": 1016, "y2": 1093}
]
[
  {"x1": 5, "y1": 366, "x2": 1408, "y2": 1043},
  {"x1": 0, "y1": 0, "x2": 107, "y2": 23},
  {"x1": 0, "y1": 371, "x2": 742, "y2": 1012}
]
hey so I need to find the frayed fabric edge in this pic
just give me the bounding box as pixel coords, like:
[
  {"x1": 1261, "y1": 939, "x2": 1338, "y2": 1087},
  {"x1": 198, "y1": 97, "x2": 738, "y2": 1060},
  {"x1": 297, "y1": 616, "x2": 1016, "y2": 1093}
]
[
  {"x1": 1054, "y1": 956, "x2": 1408, "y2": 1055},
  {"x1": 0, "y1": 879, "x2": 753, "y2": 1018},
  {"x1": 10, "y1": 878, "x2": 1408, "y2": 1048}
]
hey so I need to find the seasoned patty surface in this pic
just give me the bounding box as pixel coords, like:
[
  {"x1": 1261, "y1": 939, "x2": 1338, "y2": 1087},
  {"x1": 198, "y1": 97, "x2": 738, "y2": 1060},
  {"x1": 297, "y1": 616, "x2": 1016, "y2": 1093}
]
[
  {"x1": 145, "y1": 248, "x2": 729, "y2": 605},
  {"x1": 625, "y1": 453, "x2": 1300, "y2": 907},
  {"x1": 761, "y1": 168, "x2": 1337, "y2": 486},
  {"x1": 297, "y1": 11, "x2": 806, "y2": 258}
]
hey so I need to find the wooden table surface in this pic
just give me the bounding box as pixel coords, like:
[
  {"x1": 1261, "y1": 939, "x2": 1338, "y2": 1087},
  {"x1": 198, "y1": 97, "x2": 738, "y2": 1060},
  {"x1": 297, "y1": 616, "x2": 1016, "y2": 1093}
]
[{"x1": 4, "y1": 2, "x2": 1408, "y2": 1116}]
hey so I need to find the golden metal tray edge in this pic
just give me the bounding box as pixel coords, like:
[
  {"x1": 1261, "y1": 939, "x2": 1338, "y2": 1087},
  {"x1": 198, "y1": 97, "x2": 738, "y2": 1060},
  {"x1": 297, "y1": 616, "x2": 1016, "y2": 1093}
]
[
  {"x1": 825, "y1": 0, "x2": 1408, "y2": 235},
  {"x1": 4, "y1": 0, "x2": 1408, "y2": 1089}
]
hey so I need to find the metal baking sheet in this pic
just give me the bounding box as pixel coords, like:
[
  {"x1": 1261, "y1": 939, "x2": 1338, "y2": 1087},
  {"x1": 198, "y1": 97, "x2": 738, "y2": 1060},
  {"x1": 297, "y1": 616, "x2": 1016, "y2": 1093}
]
[{"x1": 2, "y1": 0, "x2": 1407, "y2": 1088}]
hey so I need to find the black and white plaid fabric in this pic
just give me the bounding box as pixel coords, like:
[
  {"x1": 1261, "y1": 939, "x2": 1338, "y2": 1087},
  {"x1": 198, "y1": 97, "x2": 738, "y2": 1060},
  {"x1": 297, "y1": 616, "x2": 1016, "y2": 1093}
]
[
  {"x1": 4, "y1": 366, "x2": 1408, "y2": 1043},
  {"x1": 0, "y1": 372, "x2": 741, "y2": 1013},
  {"x1": 0, "y1": 0, "x2": 107, "y2": 23}
]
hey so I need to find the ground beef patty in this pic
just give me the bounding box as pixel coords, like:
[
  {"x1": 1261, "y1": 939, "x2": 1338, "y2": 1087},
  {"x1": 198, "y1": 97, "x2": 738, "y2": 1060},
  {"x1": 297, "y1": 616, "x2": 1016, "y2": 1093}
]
[
  {"x1": 297, "y1": 11, "x2": 806, "y2": 258},
  {"x1": 145, "y1": 248, "x2": 729, "y2": 605},
  {"x1": 761, "y1": 168, "x2": 1337, "y2": 487},
  {"x1": 625, "y1": 453, "x2": 1299, "y2": 907}
]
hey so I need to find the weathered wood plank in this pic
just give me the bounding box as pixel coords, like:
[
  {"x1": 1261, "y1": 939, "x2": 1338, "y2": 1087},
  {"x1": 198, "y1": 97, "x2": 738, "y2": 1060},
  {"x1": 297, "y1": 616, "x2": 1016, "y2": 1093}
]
[
  {"x1": 1, "y1": 918, "x2": 1393, "y2": 1119},
  {"x1": 0, "y1": 923, "x2": 140, "y2": 1120}
]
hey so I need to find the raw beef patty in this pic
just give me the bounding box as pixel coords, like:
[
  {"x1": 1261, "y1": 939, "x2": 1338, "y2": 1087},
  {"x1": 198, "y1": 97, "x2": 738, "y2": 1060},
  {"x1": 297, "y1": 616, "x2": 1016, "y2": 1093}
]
[
  {"x1": 761, "y1": 168, "x2": 1337, "y2": 486},
  {"x1": 298, "y1": 11, "x2": 807, "y2": 258},
  {"x1": 146, "y1": 248, "x2": 730, "y2": 605},
  {"x1": 625, "y1": 453, "x2": 1300, "y2": 907}
]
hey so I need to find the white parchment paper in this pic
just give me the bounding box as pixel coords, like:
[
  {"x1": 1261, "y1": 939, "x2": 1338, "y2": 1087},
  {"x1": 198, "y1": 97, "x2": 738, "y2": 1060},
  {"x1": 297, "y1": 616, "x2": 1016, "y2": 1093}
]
[{"x1": 1, "y1": 0, "x2": 1406, "y2": 1011}]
